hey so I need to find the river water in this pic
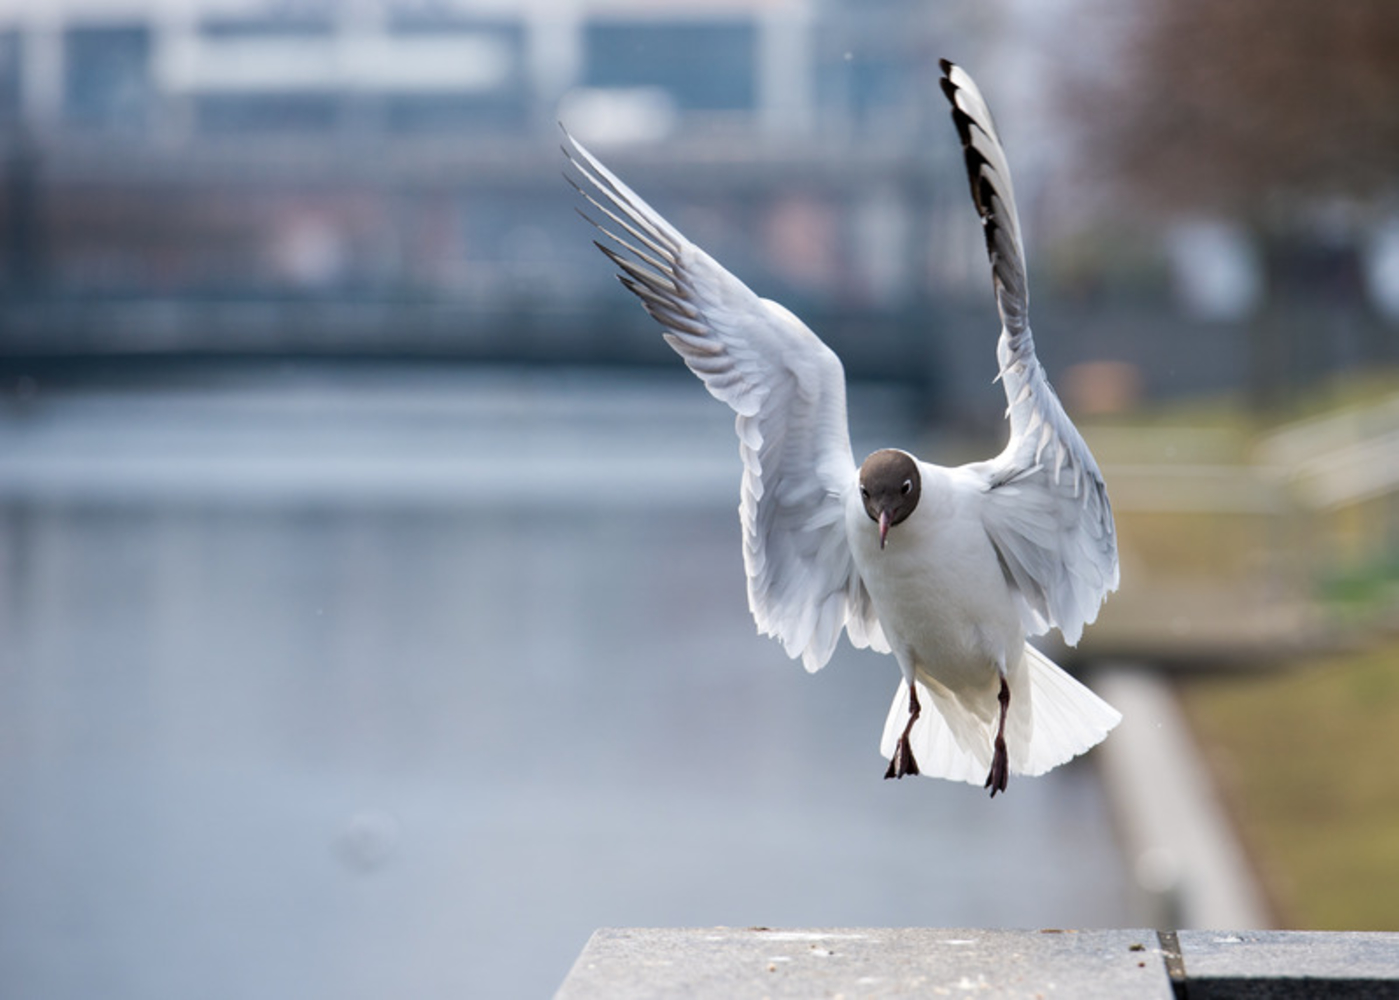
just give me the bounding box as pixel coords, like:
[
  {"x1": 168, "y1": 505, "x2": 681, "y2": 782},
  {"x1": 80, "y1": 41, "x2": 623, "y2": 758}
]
[{"x1": 0, "y1": 365, "x2": 1133, "y2": 998}]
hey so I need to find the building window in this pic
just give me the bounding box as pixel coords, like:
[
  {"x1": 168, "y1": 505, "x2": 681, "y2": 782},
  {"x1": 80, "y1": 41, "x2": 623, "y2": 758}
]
[
  {"x1": 584, "y1": 21, "x2": 756, "y2": 112},
  {"x1": 63, "y1": 25, "x2": 152, "y2": 129}
]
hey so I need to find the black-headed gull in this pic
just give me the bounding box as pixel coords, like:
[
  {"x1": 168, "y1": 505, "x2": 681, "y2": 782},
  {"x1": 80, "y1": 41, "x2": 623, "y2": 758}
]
[{"x1": 564, "y1": 60, "x2": 1120, "y2": 796}]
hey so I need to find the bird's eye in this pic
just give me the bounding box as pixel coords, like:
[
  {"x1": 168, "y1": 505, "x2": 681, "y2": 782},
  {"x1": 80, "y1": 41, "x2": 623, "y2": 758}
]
[{"x1": 900, "y1": 479, "x2": 912, "y2": 495}]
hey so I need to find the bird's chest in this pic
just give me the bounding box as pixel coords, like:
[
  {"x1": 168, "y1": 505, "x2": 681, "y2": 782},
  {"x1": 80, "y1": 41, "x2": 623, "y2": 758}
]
[{"x1": 846, "y1": 492, "x2": 1022, "y2": 683}]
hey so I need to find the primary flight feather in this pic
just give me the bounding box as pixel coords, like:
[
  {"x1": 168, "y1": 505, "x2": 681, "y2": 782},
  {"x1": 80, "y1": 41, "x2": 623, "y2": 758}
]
[{"x1": 564, "y1": 59, "x2": 1120, "y2": 796}]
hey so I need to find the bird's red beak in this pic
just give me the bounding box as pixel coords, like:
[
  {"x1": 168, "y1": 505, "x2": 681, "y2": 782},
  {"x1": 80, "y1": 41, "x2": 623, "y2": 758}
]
[{"x1": 878, "y1": 509, "x2": 891, "y2": 549}]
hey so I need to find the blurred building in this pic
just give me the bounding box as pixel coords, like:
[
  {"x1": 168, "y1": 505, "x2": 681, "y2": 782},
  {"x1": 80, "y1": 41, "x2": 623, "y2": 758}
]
[
  {"x1": 0, "y1": 1, "x2": 1012, "y2": 379},
  {"x1": 5, "y1": 0, "x2": 1368, "y2": 416},
  {"x1": 0, "y1": 0, "x2": 940, "y2": 142}
]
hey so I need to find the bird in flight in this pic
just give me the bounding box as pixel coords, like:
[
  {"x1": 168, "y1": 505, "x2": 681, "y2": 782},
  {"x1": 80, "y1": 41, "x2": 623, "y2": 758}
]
[{"x1": 563, "y1": 60, "x2": 1120, "y2": 796}]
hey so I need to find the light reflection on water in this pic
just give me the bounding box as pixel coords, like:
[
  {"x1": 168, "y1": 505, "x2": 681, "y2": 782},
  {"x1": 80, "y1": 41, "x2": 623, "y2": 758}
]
[{"x1": 0, "y1": 367, "x2": 1132, "y2": 999}]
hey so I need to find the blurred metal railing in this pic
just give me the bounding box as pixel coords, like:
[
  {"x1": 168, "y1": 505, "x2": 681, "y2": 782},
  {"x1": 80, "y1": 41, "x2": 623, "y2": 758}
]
[{"x1": 1067, "y1": 396, "x2": 1399, "y2": 665}]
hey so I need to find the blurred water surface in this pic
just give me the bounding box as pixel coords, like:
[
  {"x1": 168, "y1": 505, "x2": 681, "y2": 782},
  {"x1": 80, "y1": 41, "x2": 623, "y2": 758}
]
[{"x1": 0, "y1": 365, "x2": 1131, "y2": 999}]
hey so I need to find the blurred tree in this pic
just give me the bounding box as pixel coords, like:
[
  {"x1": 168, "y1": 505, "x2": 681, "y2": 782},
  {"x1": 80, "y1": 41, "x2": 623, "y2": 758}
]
[
  {"x1": 1072, "y1": 0, "x2": 1399, "y2": 408},
  {"x1": 1105, "y1": 0, "x2": 1399, "y2": 211}
]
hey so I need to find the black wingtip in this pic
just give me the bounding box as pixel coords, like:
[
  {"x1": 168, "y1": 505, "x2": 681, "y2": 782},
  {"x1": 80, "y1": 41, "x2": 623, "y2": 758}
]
[
  {"x1": 939, "y1": 75, "x2": 959, "y2": 107},
  {"x1": 938, "y1": 59, "x2": 962, "y2": 113}
]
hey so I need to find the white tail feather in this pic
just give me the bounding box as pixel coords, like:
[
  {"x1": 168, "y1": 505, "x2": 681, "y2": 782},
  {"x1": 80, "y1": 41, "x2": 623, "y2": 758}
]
[
  {"x1": 879, "y1": 644, "x2": 1121, "y2": 785},
  {"x1": 1015, "y1": 645, "x2": 1121, "y2": 775}
]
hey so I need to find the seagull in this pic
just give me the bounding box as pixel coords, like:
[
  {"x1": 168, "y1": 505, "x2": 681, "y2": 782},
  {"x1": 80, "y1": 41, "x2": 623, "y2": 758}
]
[{"x1": 563, "y1": 59, "x2": 1120, "y2": 796}]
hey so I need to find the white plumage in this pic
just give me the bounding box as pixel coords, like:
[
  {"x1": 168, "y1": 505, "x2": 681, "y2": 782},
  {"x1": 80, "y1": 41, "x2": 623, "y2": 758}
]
[{"x1": 565, "y1": 60, "x2": 1120, "y2": 795}]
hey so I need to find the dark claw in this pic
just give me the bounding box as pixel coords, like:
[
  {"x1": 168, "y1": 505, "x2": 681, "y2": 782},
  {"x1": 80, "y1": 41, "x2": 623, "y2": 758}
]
[
  {"x1": 884, "y1": 681, "x2": 922, "y2": 780},
  {"x1": 984, "y1": 735, "x2": 1008, "y2": 797},
  {"x1": 885, "y1": 733, "x2": 921, "y2": 779}
]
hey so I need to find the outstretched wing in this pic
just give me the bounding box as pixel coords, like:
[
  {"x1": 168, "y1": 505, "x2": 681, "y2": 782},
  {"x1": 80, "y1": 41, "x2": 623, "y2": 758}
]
[
  {"x1": 941, "y1": 59, "x2": 1119, "y2": 644},
  {"x1": 563, "y1": 129, "x2": 889, "y2": 668}
]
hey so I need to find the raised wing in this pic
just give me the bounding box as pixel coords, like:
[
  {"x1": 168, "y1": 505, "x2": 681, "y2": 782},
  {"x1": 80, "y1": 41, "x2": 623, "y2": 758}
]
[
  {"x1": 563, "y1": 129, "x2": 888, "y2": 668},
  {"x1": 941, "y1": 60, "x2": 1119, "y2": 644}
]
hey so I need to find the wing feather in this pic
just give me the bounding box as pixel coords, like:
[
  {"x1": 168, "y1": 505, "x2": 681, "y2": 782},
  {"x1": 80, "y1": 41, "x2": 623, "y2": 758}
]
[
  {"x1": 563, "y1": 128, "x2": 889, "y2": 668},
  {"x1": 941, "y1": 60, "x2": 1119, "y2": 646}
]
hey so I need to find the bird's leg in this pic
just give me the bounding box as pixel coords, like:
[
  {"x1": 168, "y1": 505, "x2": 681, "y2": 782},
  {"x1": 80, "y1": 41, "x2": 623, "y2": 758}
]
[
  {"x1": 884, "y1": 681, "x2": 921, "y2": 779},
  {"x1": 984, "y1": 676, "x2": 1010, "y2": 797}
]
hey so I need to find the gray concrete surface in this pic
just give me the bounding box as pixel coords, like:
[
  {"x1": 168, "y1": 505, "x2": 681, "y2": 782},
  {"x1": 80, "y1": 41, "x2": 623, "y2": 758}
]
[
  {"x1": 556, "y1": 928, "x2": 1399, "y2": 998},
  {"x1": 1177, "y1": 930, "x2": 1399, "y2": 999},
  {"x1": 555, "y1": 927, "x2": 1174, "y2": 999}
]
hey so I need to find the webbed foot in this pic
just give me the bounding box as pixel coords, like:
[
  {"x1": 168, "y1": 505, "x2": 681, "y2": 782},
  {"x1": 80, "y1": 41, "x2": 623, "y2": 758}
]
[{"x1": 884, "y1": 681, "x2": 922, "y2": 780}]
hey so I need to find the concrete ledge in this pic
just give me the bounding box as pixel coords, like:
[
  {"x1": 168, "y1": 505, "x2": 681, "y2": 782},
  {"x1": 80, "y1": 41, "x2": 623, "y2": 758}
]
[
  {"x1": 556, "y1": 927, "x2": 1171, "y2": 998},
  {"x1": 1176, "y1": 930, "x2": 1399, "y2": 999},
  {"x1": 555, "y1": 928, "x2": 1399, "y2": 998}
]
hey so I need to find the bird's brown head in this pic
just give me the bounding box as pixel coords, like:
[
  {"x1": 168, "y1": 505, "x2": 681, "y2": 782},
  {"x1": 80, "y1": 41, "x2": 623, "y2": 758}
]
[{"x1": 858, "y1": 449, "x2": 921, "y2": 549}]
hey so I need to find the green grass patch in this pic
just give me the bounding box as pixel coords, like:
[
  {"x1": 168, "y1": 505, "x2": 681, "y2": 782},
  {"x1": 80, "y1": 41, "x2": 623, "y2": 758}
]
[{"x1": 1180, "y1": 638, "x2": 1399, "y2": 929}]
